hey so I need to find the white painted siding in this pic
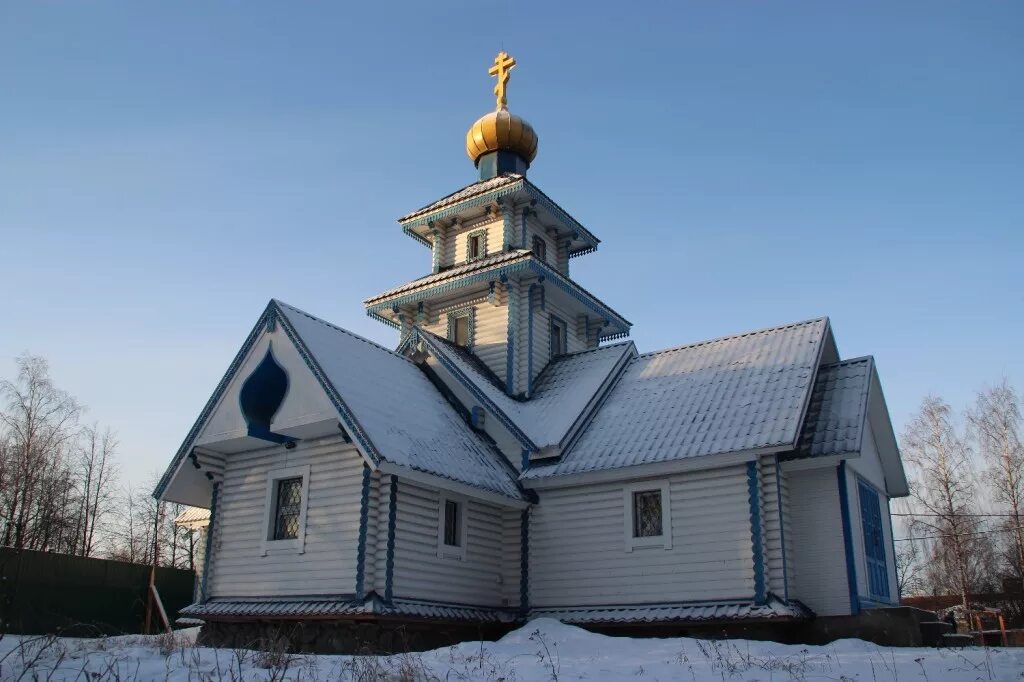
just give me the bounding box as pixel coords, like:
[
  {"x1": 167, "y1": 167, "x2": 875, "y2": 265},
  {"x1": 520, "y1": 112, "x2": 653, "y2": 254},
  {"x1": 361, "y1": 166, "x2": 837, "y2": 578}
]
[
  {"x1": 207, "y1": 435, "x2": 365, "y2": 598},
  {"x1": 760, "y1": 458, "x2": 784, "y2": 597},
  {"x1": 420, "y1": 290, "x2": 509, "y2": 383},
  {"x1": 787, "y1": 466, "x2": 852, "y2": 616},
  {"x1": 847, "y1": 423, "x2": 899, "y2": 604},
  {"x1": 529, "y1": 466, "x2": 754, "y2": 607},
  {"x1": 391, "y1": 480, "x2": 512, "y2": 607},
  {"x1": 439, "y1": 217, "x2": 505, "y2": 268}
]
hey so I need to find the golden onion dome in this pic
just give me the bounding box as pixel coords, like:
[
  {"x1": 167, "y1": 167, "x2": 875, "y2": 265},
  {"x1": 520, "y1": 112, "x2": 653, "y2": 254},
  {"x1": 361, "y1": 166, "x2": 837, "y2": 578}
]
[{"x1": 465, "y1": 108, "x2": 539, "y2": 166}]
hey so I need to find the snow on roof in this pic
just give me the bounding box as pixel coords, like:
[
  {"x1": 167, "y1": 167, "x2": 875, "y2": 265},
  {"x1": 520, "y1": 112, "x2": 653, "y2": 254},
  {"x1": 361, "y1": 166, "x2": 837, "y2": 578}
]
[
  {"x1": 790, "y1": 357, "x2": 873, "y2": 459},
  {"x1": 421, "y1": 331, "x2": 635, "y2": 450},
  {"x1": 275, "y1": 302, "x2": 523, "y2": 500},
  {"x1": 524, "y1": 318, "x2": 829, "y2": 479},
  {"x1": 399, "y1": 174, "x2": 523, "y2": 223},
  {"x1": 173, "y1": 506, "x2": 211, "y2": 528},
  {"x1": 364, "y1": 250, "x2": 531, "y2": 306}
]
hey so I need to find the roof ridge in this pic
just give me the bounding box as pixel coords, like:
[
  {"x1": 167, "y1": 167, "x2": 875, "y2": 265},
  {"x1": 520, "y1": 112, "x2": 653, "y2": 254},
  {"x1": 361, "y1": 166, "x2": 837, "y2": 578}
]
[
  {"x1": 398, "y1": 174, "x2": 523, "y2": 223},
  {"x1": 819, "y1": 355, "x2": 874, "y2": 369},
  {"x1": 273, "y1": 299, "x2": 414, "y2": 365},
  {"x1": 638, "y1": 317, "x2": 829, "y2": 359},
  {"x1": 556, "y1": 340, "x2": 635, "y2": 359}
]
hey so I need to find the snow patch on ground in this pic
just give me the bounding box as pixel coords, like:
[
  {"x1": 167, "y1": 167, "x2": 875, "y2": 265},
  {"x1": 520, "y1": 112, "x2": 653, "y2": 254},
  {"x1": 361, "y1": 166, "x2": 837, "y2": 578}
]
[{"x1": 1, "y1": 618, "x2": 1022, "y2": 680}]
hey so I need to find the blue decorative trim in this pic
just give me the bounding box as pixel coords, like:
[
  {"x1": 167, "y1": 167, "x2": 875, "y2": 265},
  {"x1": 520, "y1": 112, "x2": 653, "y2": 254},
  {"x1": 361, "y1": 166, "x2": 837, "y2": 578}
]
[
  {"x1": 487, "y1": 281, "x2": 497, "y2": 305},
  {"x1": 402, "y1": 182, "x2": 523, "y2": 230},
  {"x1": 368, "y1": 310, "x2": 401, "y2": 330},
  {"x1": 837, "y1": 461, "x2": 860, "y2": 614},
  {"x1": 470, "y1": 406, "x2": 485, "y2": 429},
  {"x1": 403, "y1": 223, "x2": 433, "y2": 249},
  {"x1": 500, "y1": 204, "x2": 513, "y2": 250},
  {"x1": 366, "y1": 256, "x2": 630, "y2": 341},
  {"x1": 466, "y1": 228, "x2": 489, "y2": 262},
  {"x1": 520, "y1": 508, "x2": 530, "y2": 615},
  {"x1": 747, "y1": 461, "x2": 766, "y2": 604},
  {"x1": 775, "y1": 457, "x2": 789, "y2": 601},
  {"x1": 355, "y1": 465, "x2": 372, "y2": 597},
  {"x1": 446, "y1": 307, "x2": 475, "y2": 349},
  {"x1": 275, "y1": 306, "x2": 382, "y2": 466},
  {"x1": 417, "y1": 331, "x2": 538, "y2": 452},
  {"x1": 384, "y1": 475, "x2": 398, "y2": 604},
  {"x1": 200, "y1": 481, "x2": 221, "y2": 603},
  {"x1": 855, "y1": 475, "x2": 893, "y2": 603},
  {"x1": 520, "y1": 207, "x2": 531, "y2": 249},
  {"x1": 521, "y1": 448, "x2": 531, "y2": 472},
  {"x1": 506, "y1": 279, "x2": 517, "y2": 395}
]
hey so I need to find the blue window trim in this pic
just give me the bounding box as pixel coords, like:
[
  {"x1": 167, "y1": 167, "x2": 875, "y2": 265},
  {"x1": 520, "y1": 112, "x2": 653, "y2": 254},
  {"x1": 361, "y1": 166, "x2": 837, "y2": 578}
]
[
  {"x1": 199, "y1": 481, "x2": 221, "y2": 603},
  {"x1": 446, "y1": 307, "x2": 475, "y2": 350},
  {"x1": 837, "y1": 461, "x2": 861, "y2": 614},
  {"x1": 746, "y1": 461, "x2": 766, "y2": 604},
  {"x1": 466, "y1": 228, "x2": 488, "y2": 263},
  {"x1": 855, "y1": 474, "x2": 895, "y2": 605},
  {"x1": 384, "y1": 475, "x2": 398, "y2": 604}
]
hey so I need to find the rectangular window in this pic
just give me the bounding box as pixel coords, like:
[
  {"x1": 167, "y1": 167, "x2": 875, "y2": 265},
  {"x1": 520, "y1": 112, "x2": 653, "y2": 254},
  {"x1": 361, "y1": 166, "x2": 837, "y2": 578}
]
[
  {"x1": 468, "y1": 234, "x2": 481, "y2": 259},
  {"x1": 444, "y1": 500, "x2": 461, "y2": 547},
  {"x1": 632, "y1": 490, "x2": 663, "y2": 538},
  {"x1": 549, "y1": 318, "x2": 566, "y2": 356},
  {"x1": 532, "y1": 235, "x2": 546, "y2": 262},
  {"x1": 453, "y1": 315, "x2": 469, "y2": 347},
  {"x1": 273, "y1": 477, "x2": 303, "y2": 540},
  {"x1": 623, "y1": 481, "x2": 672, "y2": 551},
  {"x1": 857, "y1": 479, "x2": 890, "y2": 600},
  {"x1": 438, "y1": 494, "x2": 466, "y2": 559}
]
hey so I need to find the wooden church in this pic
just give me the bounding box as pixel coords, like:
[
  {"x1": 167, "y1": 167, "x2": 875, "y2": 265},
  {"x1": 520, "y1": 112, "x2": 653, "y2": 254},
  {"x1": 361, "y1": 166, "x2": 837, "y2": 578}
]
[{"x1": 156, "y1": 53, "x2": 909, "y2": 651}]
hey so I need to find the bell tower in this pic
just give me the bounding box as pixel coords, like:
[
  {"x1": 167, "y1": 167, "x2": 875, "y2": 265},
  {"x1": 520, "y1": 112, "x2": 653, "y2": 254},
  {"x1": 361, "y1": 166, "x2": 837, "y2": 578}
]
[{"x1": 364, "y1": 53, "x2": 630, "y2": 398}]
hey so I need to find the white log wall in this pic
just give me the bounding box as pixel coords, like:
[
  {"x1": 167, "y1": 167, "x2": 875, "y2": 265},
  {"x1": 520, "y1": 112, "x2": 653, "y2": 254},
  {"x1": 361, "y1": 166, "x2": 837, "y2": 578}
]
[
  {"x1": 439, "y1": 217, "x2": 505, "y2": 268},
  {"x1": 420, "y1": 289, "x2": 509, "y2": 384},
  {"x1": 759, "y1": 458, "x2": 793, "y2": 599},
  {"x1": 528, "y1": 466, "x2": 755, "y2": 607},
  {"x1": 787, "y1": 466, "x2": 851, "y2": 616},
  {"x1": 390, "y1": 480, "x2": 519, "y2": 607},
  {"x1": 207, "y1": 435, "x2": 364, "y2": 598}
]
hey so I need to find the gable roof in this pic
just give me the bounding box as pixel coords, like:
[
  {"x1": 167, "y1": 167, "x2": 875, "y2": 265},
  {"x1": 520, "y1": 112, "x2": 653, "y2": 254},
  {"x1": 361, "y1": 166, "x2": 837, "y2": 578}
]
[
  {"x1": 420, "y1": 330, "x2": 636, "y2": 452},
  {"x1": 523, "y1": 318, "x2": 830, "y2": 480},
  {"x1": 155, "y1": 300, "x2": 524, "y2": 503},
  {"x1": 791, "y1": 357, "x2": 873, "y2": 458}
]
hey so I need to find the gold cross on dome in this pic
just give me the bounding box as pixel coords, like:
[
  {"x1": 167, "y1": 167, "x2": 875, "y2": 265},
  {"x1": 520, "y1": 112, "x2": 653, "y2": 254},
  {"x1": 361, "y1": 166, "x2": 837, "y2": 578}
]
[{"x1": 488, "y1": 51, "x2": 517, "y2": 110}]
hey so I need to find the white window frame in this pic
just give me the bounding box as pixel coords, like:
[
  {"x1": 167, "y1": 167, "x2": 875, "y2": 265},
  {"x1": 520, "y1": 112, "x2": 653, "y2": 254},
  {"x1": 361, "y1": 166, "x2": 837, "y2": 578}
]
[
  {"x1": 260, "y1": 464, "x2": 311, "y2": 556},
  {"x1": 437, "y1": 493, "x2": 468, "y2": 560},
  {"x1": 623, "y1": 480, "x2": 672, "y2": 551}
]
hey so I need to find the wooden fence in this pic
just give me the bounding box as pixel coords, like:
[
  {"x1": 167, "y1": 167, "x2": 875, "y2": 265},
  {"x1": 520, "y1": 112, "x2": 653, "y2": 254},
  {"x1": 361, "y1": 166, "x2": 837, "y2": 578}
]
[{"x1": 0, "y1": 547, "x2": 195, "y2": 636}]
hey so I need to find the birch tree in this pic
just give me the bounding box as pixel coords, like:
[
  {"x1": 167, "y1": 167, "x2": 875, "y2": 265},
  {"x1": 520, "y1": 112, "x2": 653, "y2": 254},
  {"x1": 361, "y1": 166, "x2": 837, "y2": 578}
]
[
  {"x1": 0, "y1": 354, "x2": 81, "y2": 550},
  {"x1": 902, "y1": 396, "x2": 987, "y2": 606},
  {"x1": 76, "y1": 425, "x2": 119, "y2": 557},
  {"x1": 968, "y1": 381, "x2": 1024, "y2": 582}
]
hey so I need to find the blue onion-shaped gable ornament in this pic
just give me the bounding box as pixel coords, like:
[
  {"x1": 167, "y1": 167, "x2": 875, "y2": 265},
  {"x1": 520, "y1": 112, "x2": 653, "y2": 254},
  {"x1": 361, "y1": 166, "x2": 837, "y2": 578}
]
[{"x1": 239, "y1": 344, "x2": 289, "y2": 434}]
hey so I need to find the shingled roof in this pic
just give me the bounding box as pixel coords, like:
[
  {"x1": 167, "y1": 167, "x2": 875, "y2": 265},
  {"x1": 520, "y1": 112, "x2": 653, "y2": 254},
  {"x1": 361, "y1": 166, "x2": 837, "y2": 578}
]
[
  {"x1": 420, "y1": 330, "x2": 636, "y2": 451},
  {"x1": 523, "y1": 318, "x2": 830, "y2": 479},
  {"x1": 791, "y1": 357, "x2": 873, "y2": 459}
]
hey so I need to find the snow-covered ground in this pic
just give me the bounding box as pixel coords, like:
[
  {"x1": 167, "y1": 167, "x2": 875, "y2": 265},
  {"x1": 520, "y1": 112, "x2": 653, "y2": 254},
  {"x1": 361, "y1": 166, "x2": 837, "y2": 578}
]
[{"x1": 1, "y1": 618, "x2": 1021, "y2": 681}]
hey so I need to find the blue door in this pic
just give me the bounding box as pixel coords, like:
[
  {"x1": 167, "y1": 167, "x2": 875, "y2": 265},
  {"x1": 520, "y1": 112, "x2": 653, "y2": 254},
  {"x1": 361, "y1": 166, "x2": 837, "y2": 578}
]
[{"x1": 857, "y1": 480, "x2": 890, "y2": 600}]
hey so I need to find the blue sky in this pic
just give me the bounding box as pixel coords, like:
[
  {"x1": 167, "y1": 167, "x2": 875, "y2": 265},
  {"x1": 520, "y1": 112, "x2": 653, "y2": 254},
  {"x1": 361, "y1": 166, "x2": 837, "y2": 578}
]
[{"x1": 1, "y1": 2, "x2": 1021, "y2": 488}]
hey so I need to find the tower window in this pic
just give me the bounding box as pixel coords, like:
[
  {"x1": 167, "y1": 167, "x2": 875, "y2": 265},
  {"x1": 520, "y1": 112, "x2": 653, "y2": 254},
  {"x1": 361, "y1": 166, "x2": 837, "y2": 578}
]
[
  {"x1": 549, "y1": 317, "x2": 567, "y2": 356},
  {"x1": 448, "y1": 309, "x2": 474, "y2": 348},
  {"x1": 466, "y1": 229, "x2": 487, "y2": 262},
  {"x1": 437, "y1": 494, "x2": 466, "y2": 560},
  {"x1": 532, "y1": 235, "x2": 547, "y2": 262},
  {"x1": 443, "y1": 500, "x2": 461, "y2": 547}
]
